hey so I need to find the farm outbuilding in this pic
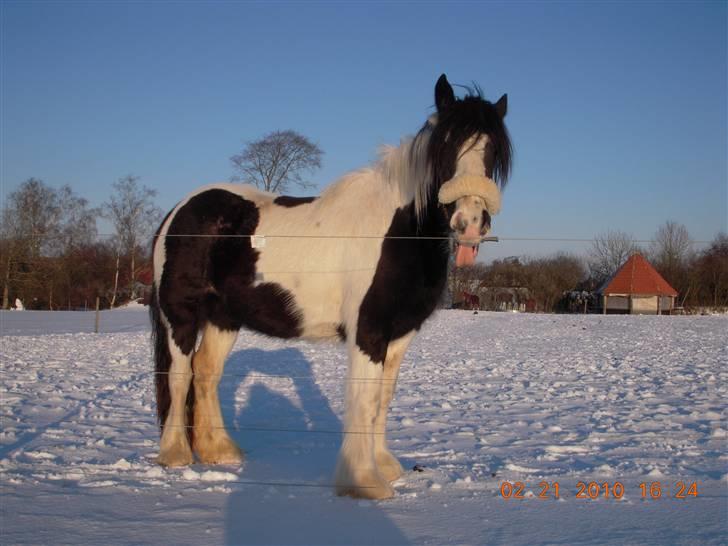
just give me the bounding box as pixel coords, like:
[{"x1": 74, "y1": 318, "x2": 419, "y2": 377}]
[{"x1": 597, "y1": 253, "x2": 678, "y2": 315}]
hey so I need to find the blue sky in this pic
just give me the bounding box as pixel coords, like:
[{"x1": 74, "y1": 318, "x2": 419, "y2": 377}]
[{"x1": 2, "y1": 1, "x2": 726, "y2": 261}]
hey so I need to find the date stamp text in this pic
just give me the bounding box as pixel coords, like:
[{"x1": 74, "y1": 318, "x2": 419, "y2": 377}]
[{"x1": 499, "y1": 481, "x2": 700, "y2": 500}]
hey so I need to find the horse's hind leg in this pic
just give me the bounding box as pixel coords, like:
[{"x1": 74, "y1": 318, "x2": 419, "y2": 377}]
[
  {"x1": 158, "y1": 332, "x2": 195, "y2": 467},
  {"x1": 374, "y1": 333, "x2": 414, "y2": 482},
  {"x1": 192, "y1": 323, "x2": 243, "y2": 464}
]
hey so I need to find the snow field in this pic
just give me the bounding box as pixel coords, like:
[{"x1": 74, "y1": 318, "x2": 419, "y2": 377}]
[{"x1": 1, "y1": 310, "x2": 726, "y2": 545}]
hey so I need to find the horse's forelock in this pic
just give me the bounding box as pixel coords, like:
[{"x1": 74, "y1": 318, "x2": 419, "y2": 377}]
[
  {"x1": 377, "y1": 89, "x2": 511, "y2": 227},
  {"x1": 427, "y1": 93, "x2": 512, "y2": 191}
]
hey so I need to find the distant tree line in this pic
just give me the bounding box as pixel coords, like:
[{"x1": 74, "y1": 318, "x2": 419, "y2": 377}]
[
  {"x1": 1, "y1": 129, "x2": 323, "y2": 310},
  {"x1": 1, "y1": 176, "x2": 162, "y2": 310},
  {"x1": 448, "y1": 224, "x2": 728, "y2": 313}
]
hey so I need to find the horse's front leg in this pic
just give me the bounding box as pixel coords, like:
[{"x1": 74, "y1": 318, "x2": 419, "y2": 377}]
[
  {"x1": 374, "y1": 333, "x2": 414, "y2": 482},
  {"x1": 335, "y1": 345, "x2": 394, "y2": 500},
  {"x1": 192, "y1": 324, "x2": 243, "y2": 464}
]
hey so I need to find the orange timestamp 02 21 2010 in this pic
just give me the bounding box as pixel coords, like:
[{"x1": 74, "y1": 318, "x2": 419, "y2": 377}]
[{"x1": 499, "y1": 480, "x2": 700, "y2": 500}]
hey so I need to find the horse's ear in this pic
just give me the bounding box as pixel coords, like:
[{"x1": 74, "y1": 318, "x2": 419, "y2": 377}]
[
  {"x1": 435, "y1": 74, "x2": 455, "y2": 112},
  {"x1": 495, "y1": 94, "x2": 507, "y2": 118}
]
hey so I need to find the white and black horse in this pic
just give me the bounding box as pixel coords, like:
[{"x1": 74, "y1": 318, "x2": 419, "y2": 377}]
[{"x1": 150, "y1": 74, "x2": 511, "y2": 499}]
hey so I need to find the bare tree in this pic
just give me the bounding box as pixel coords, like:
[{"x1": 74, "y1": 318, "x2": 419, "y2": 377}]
[
  {"x1": 649, "y1": 221, "x2": 693, "y2": 274},
  {"x1": 647, "y1": 221, "x2": 693, "y2": 302},
  {"x1": 57, "y1": 186, "x2": 99, "y2": 252},
  {"x1": 55, "y1": 187, "x2": 100, "y2": 309},
  {"x1": 4, "y1": 178, "x2": 61, "y2": 257},
  {"x1": 1, "y1": 206, "x2": 21, "y2": 309},
  {"x1": 693, "y1": 233, "x2": 728, "y2": 308},
  {"x1": 523, "y1": 253, "x2": 586, "y2": 312},
  {"x1": 1, "y1": 179, "x2": 62, "y2": 308},
  {"x1": 482, "y1": 256, "x2": 528, "y2": 288},
  {"x1": 230, "y1": 130, "x2": 323, "y2": 193},
  {"x1": 103, "y1": 175, "x2": 162, "y2": 304},
  {"x1": 0, "y1": 179, "x2": 100, "y2": 309},
  {"x1": 588, "y1": 230, "x2": 640, "y2": 285}
]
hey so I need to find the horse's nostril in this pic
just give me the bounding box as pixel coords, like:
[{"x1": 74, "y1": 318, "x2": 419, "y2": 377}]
[{"x1": 451, "y1": 212, "x2": 466, "y2": 231}]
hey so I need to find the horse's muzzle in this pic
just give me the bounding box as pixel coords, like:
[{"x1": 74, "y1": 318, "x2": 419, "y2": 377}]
[{"x1": 452, "y1": 224, "x2": 482, "y2": 267}]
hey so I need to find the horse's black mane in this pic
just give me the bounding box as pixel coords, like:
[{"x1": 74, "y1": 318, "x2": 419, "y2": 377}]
[{"x1": 423, "y1": 87, "x2": 512, "y2": 190}]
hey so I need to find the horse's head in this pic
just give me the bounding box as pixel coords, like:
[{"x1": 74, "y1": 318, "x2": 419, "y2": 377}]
[{"x1": 426, "y1": 74, "x2": 512, "y2": 267}]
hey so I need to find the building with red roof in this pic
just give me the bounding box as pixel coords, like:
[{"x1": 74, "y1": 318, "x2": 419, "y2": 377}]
[{"x1": 597, "y1": 253, "x2": 678, "y2": 314}]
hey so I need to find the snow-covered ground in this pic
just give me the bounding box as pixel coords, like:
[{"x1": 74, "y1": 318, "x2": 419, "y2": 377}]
[{"x1": 1, "y1": 309, "x2": 726, "y2": 545}]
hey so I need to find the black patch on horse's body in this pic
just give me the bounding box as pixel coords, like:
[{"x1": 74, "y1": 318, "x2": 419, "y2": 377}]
[
  {"x1": 336, "y1": 323, "x2": 347, "y2": 342},
  {"x1": 158, "y1": 189, "x2": 303, "y2": 355},
  {"x1": 273, "y1": 195, "x2": 317, "y2": 207},
  {"x1": 355, "y1": 79, "x2": 512, "y2": 364},
  {"x1": 356, "y1": 199, "x2": 450, "y2": 364}
]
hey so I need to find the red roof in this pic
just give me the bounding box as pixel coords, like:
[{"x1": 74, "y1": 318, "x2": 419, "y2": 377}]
[{"x1": 599, "y1": 253, "x2": 678, "y2": 296}]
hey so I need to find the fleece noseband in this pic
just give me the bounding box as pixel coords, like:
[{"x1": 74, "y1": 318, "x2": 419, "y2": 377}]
[{"x1": 437, "y1": 174, "x2": 501, "y2": 215}]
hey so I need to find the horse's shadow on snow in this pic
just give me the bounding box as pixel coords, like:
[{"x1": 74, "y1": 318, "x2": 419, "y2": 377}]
[{"x1": 221, "y1": 347, "x2": 409, "y2": 546}]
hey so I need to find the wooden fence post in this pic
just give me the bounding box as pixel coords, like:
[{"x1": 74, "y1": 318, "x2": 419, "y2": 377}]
[{"x1": 94, "y1": 297, "x2": 100, "y2": 333}]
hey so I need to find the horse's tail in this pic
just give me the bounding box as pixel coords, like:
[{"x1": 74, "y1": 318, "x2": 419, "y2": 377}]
[{"x1": 150, "y1": 284, "x2": 171, "y2": 431}]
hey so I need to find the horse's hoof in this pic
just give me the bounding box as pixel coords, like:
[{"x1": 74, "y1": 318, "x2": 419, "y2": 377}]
[
  {"x1": 376, "y1": 450, "x2": 404, "y2": 482},
  {"x1": 335, "y1": 469, "x2": 395, "y2": 500},
  {"x1": 157, "y1": 448, "x2": 194, "y2": 467},
  {"x1": 195, "y1": 437, "x2": 245, "y2": 465}
]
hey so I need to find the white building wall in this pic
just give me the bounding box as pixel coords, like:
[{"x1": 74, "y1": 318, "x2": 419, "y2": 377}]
[{"x1": 631, "y1": 296, "x2": 658, "y2": 314}]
